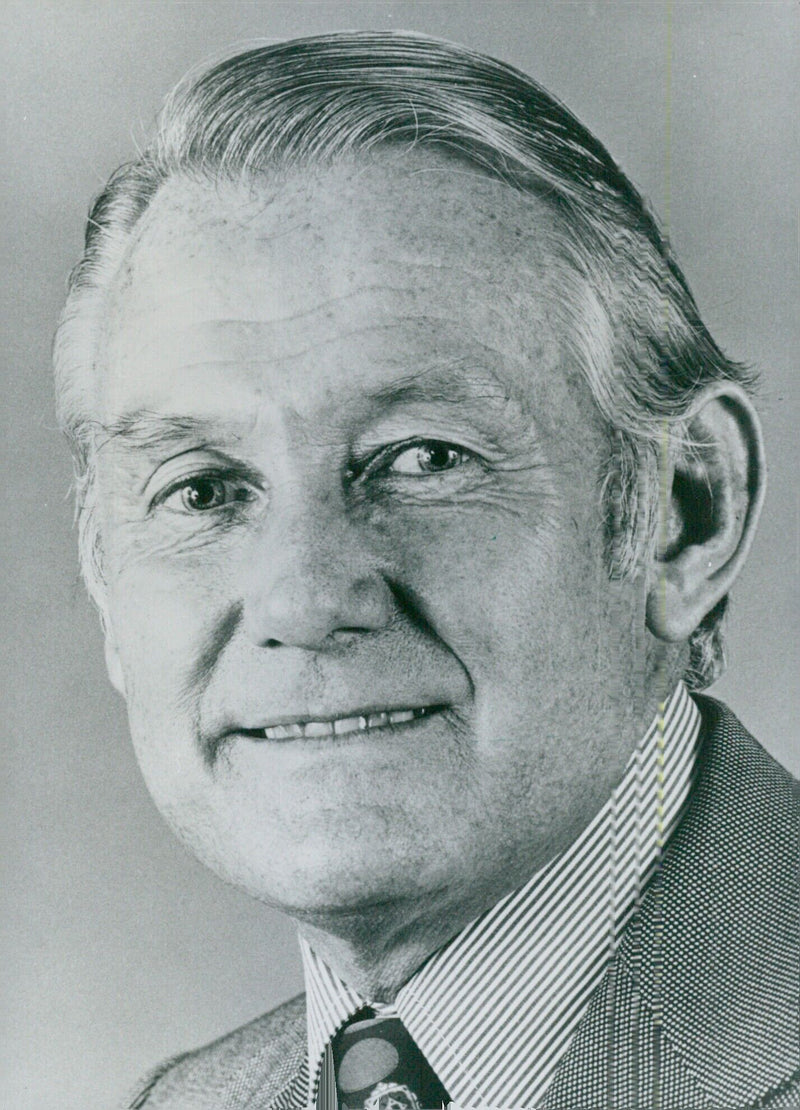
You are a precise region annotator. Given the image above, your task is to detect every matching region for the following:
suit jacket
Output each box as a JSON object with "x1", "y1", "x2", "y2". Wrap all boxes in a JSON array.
[{"x1": 126, "y1": 698, "x2": 800, "y2": 1109}]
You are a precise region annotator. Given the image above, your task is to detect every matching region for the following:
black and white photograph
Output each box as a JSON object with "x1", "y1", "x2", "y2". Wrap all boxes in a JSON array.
[{"x1": 2, "y1": 3, "x2": 798, "y2": 1108}]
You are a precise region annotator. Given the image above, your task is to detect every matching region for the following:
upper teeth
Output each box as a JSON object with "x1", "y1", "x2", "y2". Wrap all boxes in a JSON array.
[{"x1": 260, "y1": 706, "x2": 431, "y2": 741}]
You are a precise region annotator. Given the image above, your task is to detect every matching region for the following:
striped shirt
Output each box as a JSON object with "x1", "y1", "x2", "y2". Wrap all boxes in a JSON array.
[{"x1": 301, "y1": 682, "x2": 700, "y2": 1109}]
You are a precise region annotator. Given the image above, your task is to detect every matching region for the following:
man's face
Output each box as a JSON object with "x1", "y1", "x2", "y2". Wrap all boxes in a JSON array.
[{"x1": 96, "y1": 153, "x2": 649, "y2": 923}]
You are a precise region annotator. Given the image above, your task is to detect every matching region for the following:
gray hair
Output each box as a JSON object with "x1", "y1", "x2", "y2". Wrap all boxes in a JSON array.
[{"x1": 54, "y1": 30, "x2": 755, "y2": 689}]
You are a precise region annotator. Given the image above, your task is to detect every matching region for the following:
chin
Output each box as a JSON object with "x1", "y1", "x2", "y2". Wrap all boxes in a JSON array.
[
  {"x1": 227, "y1": 864, "x2": 426, "y2": 924},
  {"x1": 164, "y1": 808, "x2": 420, "y2": 914}
]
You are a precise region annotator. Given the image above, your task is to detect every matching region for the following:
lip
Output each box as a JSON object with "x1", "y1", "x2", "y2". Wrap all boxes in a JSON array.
[{"x1": 238, "y1": 704, "x2": 446, "y2": 741}]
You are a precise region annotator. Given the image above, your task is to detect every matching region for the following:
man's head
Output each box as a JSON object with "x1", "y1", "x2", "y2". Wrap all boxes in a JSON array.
[{"x1": 54, "y1": 34, "x2": 764, "y2": 935}]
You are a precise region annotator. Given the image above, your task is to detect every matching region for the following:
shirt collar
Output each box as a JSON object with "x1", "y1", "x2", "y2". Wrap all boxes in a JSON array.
[{"x1": 301, "y1": 682, "x2": 700, "y2": 1108}]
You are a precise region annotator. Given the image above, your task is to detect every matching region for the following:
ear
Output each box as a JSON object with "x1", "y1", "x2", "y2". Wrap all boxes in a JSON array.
[
  {"x1": 103, "y1": 630, "x2": 127, "y2": 697},
  {"x1": 646, "y1": 384, "x2": 766, "y2": 643}
]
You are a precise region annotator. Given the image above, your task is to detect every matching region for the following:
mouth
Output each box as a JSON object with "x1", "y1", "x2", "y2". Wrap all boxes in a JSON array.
[{"x1": 240, "y1": 704, "x2": 445, "y2": 742}]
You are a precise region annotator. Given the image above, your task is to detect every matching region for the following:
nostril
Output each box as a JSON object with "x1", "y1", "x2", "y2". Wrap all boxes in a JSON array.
[{"x1": 242, "y1": 559, "x2": 393, "y2": 649}]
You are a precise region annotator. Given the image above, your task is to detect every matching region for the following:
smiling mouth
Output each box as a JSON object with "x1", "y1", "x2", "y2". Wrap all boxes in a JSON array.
[{"x1": 241, "y1": 705, "x2": 443, "y2": 741}]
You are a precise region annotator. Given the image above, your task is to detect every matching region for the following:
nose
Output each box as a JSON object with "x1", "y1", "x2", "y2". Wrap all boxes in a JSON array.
[{"x1": 240, "y1": 497, "x2": 394, "y2": 651}]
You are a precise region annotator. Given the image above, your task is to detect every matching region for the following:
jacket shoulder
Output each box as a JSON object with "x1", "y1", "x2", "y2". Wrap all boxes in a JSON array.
[{"x1": 125, "y1": 992, "x2": 306, "y2": 1109}]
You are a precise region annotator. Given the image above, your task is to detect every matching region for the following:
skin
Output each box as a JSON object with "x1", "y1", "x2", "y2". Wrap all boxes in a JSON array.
[{"x1": 92, "y1": 151, "x2": 759, "y2": 998}]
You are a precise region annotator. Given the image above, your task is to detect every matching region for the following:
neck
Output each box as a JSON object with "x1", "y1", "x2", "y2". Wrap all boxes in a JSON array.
[{"x1": 295, "y1": 879, "x2": 513, "y2": 1001}]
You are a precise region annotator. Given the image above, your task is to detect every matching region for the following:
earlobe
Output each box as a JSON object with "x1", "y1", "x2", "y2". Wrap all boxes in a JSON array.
[
  {"x1": 646, "y1": 385, "x2": 766, "y2": 643},
  {"x1": 104, "y1": 633, "x2": 126, "y2": 697}
]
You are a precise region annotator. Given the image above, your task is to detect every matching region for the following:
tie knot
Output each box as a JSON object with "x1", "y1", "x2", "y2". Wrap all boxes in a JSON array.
[{"x1": 331, "y1": 1010, "x2": 450, "y2": 1110}]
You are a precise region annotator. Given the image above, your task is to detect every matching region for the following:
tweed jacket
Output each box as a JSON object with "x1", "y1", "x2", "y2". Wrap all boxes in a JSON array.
[{"x1": 127, "y1": 698, "x2": 800, "y2": 1109}]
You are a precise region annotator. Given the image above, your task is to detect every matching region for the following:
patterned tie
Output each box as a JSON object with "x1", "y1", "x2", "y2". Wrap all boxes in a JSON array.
[{"x1": 331, "y1": 1009, "x2": 451, "y2": 1110}]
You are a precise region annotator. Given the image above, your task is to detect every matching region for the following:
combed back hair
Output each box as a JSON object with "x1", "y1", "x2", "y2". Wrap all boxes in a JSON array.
[{"x1": 54, "y1": 30, "x2": 756, "y2": 689}]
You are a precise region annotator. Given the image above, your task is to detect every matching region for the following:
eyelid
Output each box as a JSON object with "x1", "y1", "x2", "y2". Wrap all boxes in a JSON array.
[
  {"x1": 150, "y1": 471, "x2": 233, "y2": 511},
  {"x1": 350, "y1": 436, "x2": 483, "y2": 480},
  {"x1": 144, "y1": 453, "x2": 265, "y2": 509}
]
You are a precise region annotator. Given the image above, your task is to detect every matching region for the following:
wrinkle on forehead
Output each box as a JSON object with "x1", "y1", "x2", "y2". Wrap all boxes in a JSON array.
[
  {"x1": 111, "y1": 314, "x2": 543, "y2": 378},
  {"x1": 97, "y1": 150, "x2": 599, "y2": 445}
]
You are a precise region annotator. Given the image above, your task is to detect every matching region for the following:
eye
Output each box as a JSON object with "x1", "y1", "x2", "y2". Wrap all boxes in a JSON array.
[
  {"x1": 156, "y1": 473, "x2": 256, "y2": 514},
  {"x1": 389, "y1": 440, "x2": 471, "y2": 476}
]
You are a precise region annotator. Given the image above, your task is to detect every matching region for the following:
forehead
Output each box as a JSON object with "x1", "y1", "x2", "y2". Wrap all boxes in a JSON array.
[
  {"x1": 99, "y1": 150, "x2": 593, "y2": 429},
  {"x1": 116, "y1": 146, "x2": 562, "y2": 276}
]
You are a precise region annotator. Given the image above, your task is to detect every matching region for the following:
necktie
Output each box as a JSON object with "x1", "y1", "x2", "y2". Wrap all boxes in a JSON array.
[{"x1": 331, "y1": 1009, "x2": 451, "y2": 1109}]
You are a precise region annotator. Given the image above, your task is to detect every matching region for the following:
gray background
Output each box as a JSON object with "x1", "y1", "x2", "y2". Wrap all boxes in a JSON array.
[{"x1": 2, "y1": 2, "x2": 797, "y2": 1108}]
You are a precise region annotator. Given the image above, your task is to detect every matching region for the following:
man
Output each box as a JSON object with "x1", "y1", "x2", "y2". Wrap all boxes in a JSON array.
[{"x1": 54, "y1": 31, "x2": 797, "y2": 1110}]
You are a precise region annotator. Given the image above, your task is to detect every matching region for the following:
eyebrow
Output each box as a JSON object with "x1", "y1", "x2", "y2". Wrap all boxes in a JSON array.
[
  {"x1": 366, "y1": 358, "x2": 516, "y2": 412},
  {"x1": 94, "y1": 412, "x2": 243, "y2": 456},
  {"x1": 94, "y1": 360, "x2": 522, "y2": 458}
]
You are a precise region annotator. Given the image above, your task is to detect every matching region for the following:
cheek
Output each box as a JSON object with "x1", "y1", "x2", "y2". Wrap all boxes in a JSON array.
[
  {"x1": 386, "y1": 505, "x2": 575, "y2": 665},
  {"x1": 106, "y1": 554, "x2": 233, "y2": 737},
  {"x1": 108, "y1": 567, "x2": 232, "y2": 852},
  {"x1": 389, "y1": 505, "x2": 641, "y2": 713}
]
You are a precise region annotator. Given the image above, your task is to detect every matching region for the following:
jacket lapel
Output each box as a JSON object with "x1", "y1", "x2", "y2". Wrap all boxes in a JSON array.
[
  {"x1": 218, "y1": 997, "x2": 308, "y2": 1109},
  {"x1": 544, "y1": 697, "x2": 800, "y2": 1109},
  {"x1": 260, "y1": 1054, "x2": 308, "y2": 1110}
]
